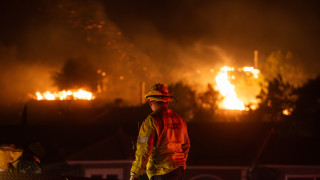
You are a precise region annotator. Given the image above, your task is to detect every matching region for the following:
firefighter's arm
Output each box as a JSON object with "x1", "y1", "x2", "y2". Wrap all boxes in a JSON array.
[
  {"x1": 181, "y1": 122, "x2": 191, "y2": 160},
  {"x1": 131, "y1": 116, "x2": 156, "y2": 175},
  {"x1": 182, "y1": 136, "x2": 190, "y2": 160}
]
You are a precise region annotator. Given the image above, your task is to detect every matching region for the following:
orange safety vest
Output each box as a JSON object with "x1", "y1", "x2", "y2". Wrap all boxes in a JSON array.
[{"x1": 131, "y1": 106, "x2": 190, "y2": 179}]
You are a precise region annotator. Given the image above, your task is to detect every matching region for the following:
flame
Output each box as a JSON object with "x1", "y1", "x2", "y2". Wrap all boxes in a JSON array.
[
  {"x1": 282, "y1": 108, "x2": 293, "y2": 116},
  {"x1": 35, "y1": 89, "x2": 95, "y2": 100},
  {"x1": 214, "y1": 66, "x2": 260, "y2": 110},
  {"x1": 240, "y1": 66, "x2": 260, "y2": 78},
  {"x1": 215, "y1": 67, "x2": 245, "y2": 110}
]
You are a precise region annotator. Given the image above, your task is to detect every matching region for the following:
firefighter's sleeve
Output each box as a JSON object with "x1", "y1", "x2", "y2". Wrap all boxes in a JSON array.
[
  {"x1": 182, "y1": 121, "x2": 191, "y2": 162},
  {"x1": 131, "y1": 116, "x2": 156, "y2": 175}
]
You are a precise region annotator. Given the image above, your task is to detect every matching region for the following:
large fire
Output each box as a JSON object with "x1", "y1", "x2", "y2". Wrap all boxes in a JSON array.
[
  {"x1": 35, "y1": 89, "x2": 95, "y2": 100},
  {"x1": 215, "y1": 66, "x2": 260, "y2": 110}
]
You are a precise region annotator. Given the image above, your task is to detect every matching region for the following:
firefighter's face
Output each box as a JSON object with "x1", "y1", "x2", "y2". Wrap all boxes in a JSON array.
[{"x1": 149, "y1": 101, "x2": 158, "y2": 111}]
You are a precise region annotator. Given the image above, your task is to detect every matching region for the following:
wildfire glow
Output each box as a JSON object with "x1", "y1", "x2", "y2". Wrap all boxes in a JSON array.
[
  {"x1": 215, "y1": 67, "x2": 245, "y2": 110},
  {"x1": 215, "y1": 66, "x2": 260, "y2": 110},
  {"x1": 240, "y1": 66, "x2": 260, "y2": 78},
  {"x1": 35, "y1": 89, "x2": 95, "y2": 100},
  {"x1": 282, "y1": 108, "x2": 293, "y2": 116}
]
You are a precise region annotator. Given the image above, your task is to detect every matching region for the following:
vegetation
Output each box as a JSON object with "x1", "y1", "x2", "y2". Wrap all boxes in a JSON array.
[
  {"x1": 164, "y1": 75, "x2": 319, "y2": 137},
  {"x1": 256, "y1": 75, "x2": 297, "y2": 122}
]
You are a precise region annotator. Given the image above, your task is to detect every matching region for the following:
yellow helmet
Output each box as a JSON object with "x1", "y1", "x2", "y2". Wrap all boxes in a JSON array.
[{"x1": 145, "y1": 83, "x2": 173, "y2": 102}]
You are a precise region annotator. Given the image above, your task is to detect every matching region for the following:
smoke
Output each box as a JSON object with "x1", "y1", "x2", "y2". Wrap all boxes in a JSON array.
[
  {"x1": 102, "y1": 0, "x2": 320, "y2": 70},
  {"x1": 0, "y1": 46, "x2": 56, "y2": 105},
  {"x1": 53, "y1": 58, "x2": 98, "y2": 91},
  {"x1": 0, "y1": 0, "x2": 319, "y2": 107}
]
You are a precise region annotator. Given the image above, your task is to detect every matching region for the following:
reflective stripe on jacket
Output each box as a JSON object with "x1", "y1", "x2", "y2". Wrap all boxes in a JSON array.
[{"x1": 131, "y1": 106, "x2": 190, "y2": 179}]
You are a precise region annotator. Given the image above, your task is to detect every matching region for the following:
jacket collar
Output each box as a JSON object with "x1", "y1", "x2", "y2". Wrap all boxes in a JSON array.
[{"x1": 151, "y1": 106, "x2": 168, "y2": 116}]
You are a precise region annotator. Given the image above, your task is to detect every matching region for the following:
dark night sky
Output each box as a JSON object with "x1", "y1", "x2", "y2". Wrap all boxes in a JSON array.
[
  {"x1": 102, "y1": 0, "x2": 320, "y2": 67},
  {"x1": 0, "y1": 0, "x2": 319, "y2": 105},
  {"x1": 1, "y1": 0, "x2": 320, "y2": 64}
]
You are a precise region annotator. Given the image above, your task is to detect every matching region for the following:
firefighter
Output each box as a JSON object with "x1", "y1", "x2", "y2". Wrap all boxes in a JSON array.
[
  {"x1": 130, "y1": 83, "x2": 190, "y2": 180},
  {"x1": 8, "y1": 142, "x2": 43, "y2": 174},
  {"x1": 0, "y1": 143, "x2": 44, "y2": 174}
]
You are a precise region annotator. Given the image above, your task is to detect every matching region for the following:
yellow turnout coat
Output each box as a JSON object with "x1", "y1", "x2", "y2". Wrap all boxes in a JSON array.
[{"x1": 131, "y1": 106, "x2": 190, "y2": 179}]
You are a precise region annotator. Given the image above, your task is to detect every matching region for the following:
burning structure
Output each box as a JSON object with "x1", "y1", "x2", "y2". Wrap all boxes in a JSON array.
[
  {"x1": 215, "y1": 66, "x2": 260, "y2": 111},
  {"x1": 35, "y1": 89, "x2": 94, "y2": 101}
]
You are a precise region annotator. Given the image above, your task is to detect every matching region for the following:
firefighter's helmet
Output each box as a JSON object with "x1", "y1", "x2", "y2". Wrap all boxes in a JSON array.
[{"x1": 145, "y1": 83, "x2": 173, "y2": 102}]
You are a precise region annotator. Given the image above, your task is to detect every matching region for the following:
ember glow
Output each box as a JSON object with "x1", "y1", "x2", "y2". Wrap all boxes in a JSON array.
[
  {"x1": 241, "y1": 67, "x2": 260, "y2": 78},
  {"x1": 35, "y1": 89, "x2": 95, "y2": 100},
  {"x1": 215, "y1": 66, "x2": 260, "y2": 110},
  {"x1": 282, "y1": 108, "x2": 293, "y2": 116}
]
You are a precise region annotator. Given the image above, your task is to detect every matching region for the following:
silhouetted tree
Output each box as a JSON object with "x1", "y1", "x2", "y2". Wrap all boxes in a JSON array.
[
  {"x1": 256, "y1": 75, "x2": 297, "y2": 122},
  {"x1": 291, "y1": 75, "x2": 320, "y2": 136},
  {"x1": 168, "y1": 82, "x2": 197, "y2": 122},
  {"x1": 198, "y1": 84, "x2": 220, "y2": 111},
  {"x1": 194, "y1": 83, "x2": 220, "y2": 121},
  {"x1": 53, "y1": 58, "x2": 98, "y2": 91}
]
